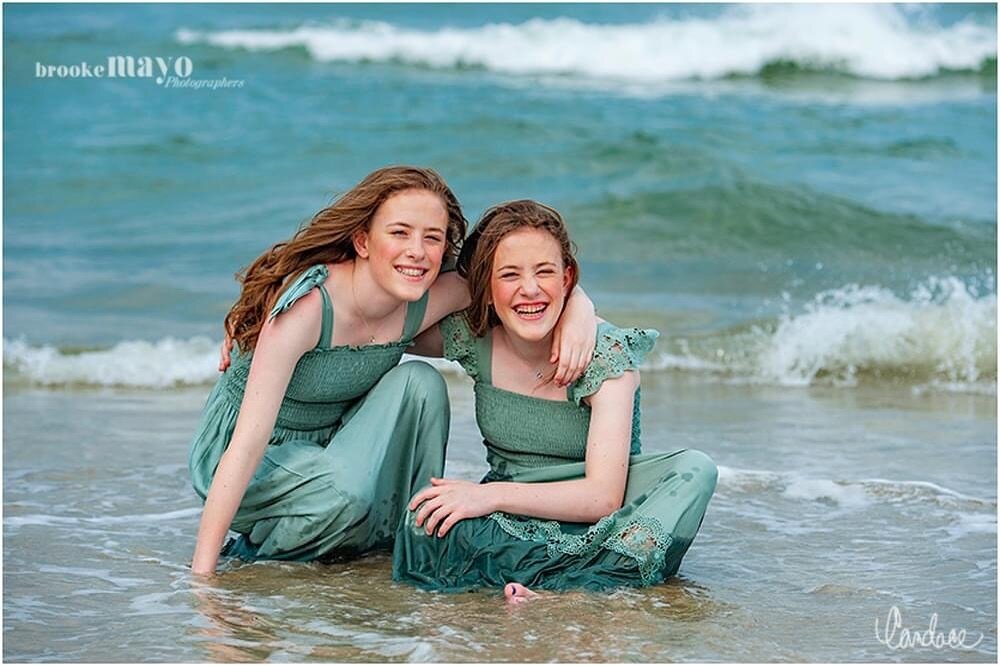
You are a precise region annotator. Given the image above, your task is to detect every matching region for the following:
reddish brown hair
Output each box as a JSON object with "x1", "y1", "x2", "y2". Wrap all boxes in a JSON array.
[
  {"x1": 457, "y1": 200, "x2": 579, "y2": 337},
  {"x1": 226, "y1": 166, "x2": 466, "y2": 352}
]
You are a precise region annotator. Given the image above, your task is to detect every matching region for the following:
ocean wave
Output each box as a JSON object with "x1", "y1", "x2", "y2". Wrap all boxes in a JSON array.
[
  {"x1": 3, "y1": 336, "x2": 220, "y2": 388},
  {"x1": 666, "y1": 276, "x2": 996, "y2": 392},
  {"x1": 4, "y1": 277, "x2": 994, "y2": 392},
  {"x1": 718, "y1": 465, "x2": 996, "y2": 510},
  {"x1": 576, "y1": 180, "x2": 995, "y2": 262},
  {"x1": 0, "y1": 337, "x2": 467, "y2": 389},
  {"x1": 175, "y1": 5, "x2": 996, "y2": 83}
]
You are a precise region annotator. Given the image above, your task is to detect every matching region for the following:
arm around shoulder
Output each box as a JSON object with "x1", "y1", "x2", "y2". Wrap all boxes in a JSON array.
[{"x1": 418, "y1": 272, "x2": 471, "y2": 335}]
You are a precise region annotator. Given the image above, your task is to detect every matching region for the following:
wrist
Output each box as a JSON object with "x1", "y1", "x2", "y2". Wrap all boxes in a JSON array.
[{"x1": 483, "y1": 482, "x2": 503, "y2": 513}]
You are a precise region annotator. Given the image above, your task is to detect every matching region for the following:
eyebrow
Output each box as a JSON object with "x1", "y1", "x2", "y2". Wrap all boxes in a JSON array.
[
  {"x1": 387, "y1": 221, "x2": 446, "y2": 233},
  {"x1": 496, "y1": 261, "x2": 558, "y2": 272}
]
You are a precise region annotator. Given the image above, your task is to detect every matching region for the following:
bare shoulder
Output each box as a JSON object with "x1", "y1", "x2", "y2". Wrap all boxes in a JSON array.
[{"x1": 259, "y1": 288, "x2": 323, "y2": 353}]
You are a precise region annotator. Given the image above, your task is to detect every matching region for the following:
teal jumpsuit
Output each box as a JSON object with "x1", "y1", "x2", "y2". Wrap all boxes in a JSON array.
[
  {"x1": 393, "y1": 314, "x2": 717, "y2": 591},
  {"x1": 189, "y1": 264, "x2": 450, "y2": 561}
]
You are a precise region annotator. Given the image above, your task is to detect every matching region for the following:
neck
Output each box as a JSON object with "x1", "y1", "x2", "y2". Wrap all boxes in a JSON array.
[
  {"x1": 351, "y1": 259, "x2": 401, "y2": 320},
  {"x1": 500, "y1": 326, "x2": 553, "y2": 367}
]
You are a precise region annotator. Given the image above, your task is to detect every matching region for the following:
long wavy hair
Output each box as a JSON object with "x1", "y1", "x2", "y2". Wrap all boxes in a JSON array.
[
  {"x1": 457, "y1": 199, "x2": 579, "y2": 337},
  {"x1": 226, "y1": 166, "x2": 467, "y2": 352}
]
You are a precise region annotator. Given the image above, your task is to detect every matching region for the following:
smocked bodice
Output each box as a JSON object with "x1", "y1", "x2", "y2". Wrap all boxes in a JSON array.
[
  {"x1": 217, "y1": 264, "x2": 428, "y2": 434},
  {"x1": 439, "y1": 314, "x2": 658, "y2": 475}
]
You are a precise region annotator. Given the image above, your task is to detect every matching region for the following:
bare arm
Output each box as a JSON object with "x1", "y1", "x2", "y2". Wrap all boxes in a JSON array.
[
  {"x1": 550, "y1": 285, "x2": 597, "y2": 387},
  {"x1": 191, "y1": 291, "x2": 321, "y2": 575},
  {"x1": 416, "y1": 271, "x2": 470, "y2": 336},
  {"x1": 413, "y1": 273, "x2": 596, "y2": 382},
  {"x1": 407, "y1": 323, "x2": 444, "y2": 358},
  {"x1": 411, "y1": 370, "x2": 639, "y2": 536}
]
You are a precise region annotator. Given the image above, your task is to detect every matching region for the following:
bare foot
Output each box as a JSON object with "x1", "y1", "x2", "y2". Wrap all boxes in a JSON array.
[{"x1": 504, "y1": 582, "x2": 538, "y2": 604}]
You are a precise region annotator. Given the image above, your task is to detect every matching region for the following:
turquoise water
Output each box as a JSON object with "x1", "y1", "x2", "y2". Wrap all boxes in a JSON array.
[
  {"x1": 2, "y1": 4, "x2": 997, "y2": 662},
  {"x1": 3, "y1": 3, "x2": 996, "y2": 392}
]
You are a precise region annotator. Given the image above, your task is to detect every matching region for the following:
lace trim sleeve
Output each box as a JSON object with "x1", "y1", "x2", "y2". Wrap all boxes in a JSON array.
[
  {"x1": 569, "y1": 324, "x2": 659, "y2": 405},
  {"x1": 439, "y1": 312, "x2": 480, "y2": 380}
]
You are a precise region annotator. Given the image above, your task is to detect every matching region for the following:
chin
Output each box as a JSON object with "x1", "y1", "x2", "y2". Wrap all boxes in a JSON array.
[
  {"x1": 393, "y1": 283, "x2": 429, "y2": 301},
  {"x1": 504, "y1": 317, "x2": 558, "y2": 342}
]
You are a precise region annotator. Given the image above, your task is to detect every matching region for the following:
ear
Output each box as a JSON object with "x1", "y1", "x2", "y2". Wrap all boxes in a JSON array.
[
  {"x1": 563, "y1": 264, "x2": 575, "y2": 296},
  {"x1": 352, "y1": 229, "x2": 370, "y2": 259}
]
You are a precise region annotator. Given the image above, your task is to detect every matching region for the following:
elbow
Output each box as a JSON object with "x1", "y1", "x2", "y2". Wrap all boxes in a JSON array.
[{"x1": 587, "y1": 491, "x2": 625, "y2": 522}]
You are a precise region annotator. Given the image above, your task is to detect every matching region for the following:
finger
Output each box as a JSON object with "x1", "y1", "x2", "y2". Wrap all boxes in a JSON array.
[
  {"x1": 549, "y1": 330, "x2": 561, "y2": 364},
  {"x1": 559, "y1": 349, "x2": 577, "y2": 386},
  {"x1": 415, "y1": 497, "x2": 443, "y2": 527},
  {"x1": 554, "y1": 352, "x2": 570, "y2": 386},
  {"x1": 408, "y1": 486, "x2": 440, "y2": 511},
  {"x1": 437, "y1": 511, "x2": 464, "y2": 538},
  {"x1": 424, "y1": 504, "x2": 451, "y2": 536},
  {"x1": 568, "y1": 348, "x2": 585, "y2": 384},
  {"x1": 409, "y1": 488, "x2": 440, "y2": 513},
  {"x1": 537, "y1": 366, "x2": 557, "y2": 390}
]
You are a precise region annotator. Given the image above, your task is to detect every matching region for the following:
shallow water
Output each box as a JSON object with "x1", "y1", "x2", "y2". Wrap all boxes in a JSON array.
[
  {"x1": 3, "y1": 4, "x2": 996, "y2": 661},
  {"x1": 4, "y1": 374, "x2": 995, "y2": 662}
]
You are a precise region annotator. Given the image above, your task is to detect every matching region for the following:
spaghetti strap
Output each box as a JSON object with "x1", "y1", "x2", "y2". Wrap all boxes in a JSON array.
[
  {"x1": 400, "y1": 290, "x2": 430, "y2": 342},
  {"x1": 317, "y1": 284, "x2": 334, "y2": 348}
]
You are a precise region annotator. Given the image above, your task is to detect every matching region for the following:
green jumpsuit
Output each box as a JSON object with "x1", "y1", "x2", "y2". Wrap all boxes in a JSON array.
[
  {"x1": 393, "y1": 314, "x2": 717, "y2": 591},
  {"x1": 189, "y1": 264, "x2": 450, "y2": 561}
]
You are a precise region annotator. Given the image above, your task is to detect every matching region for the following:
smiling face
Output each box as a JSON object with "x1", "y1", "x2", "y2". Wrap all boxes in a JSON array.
[
  {"x1": 356, "y1": 188, "x2": 449, "y2": 301},
  {"x1": 489, "y1": 227, "x2": 574, "y2": 343}
]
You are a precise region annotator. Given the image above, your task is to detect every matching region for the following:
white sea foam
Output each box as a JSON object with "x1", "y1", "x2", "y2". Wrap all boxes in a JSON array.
[
  {"x1": 5, "y1": 277, "x2": 994, "y2": 393},
  {"x1": 943, "y1": 512, "x2": 998, "y2": 541},
  {"x1": 718, "y1": 465, "x2": 995, "y2": 510},
  {"x1": 4, "y1": 507, "x2": 202, "y2": 528},
  {"x1": 176, "y1": 6, "x2": 995, "y2": 83},
  {"x1": 3, "y1": 337, "x2": 220, "y2": 388},
  {"x1": 756, "y1": 277, "x2": 996, "y2": 388},
  {"x1": 667, "y1": 276, "x2": 996, "y2": 391},
  {"x1": 781, "y1": 477, "x2": 871, "y2": 509}
]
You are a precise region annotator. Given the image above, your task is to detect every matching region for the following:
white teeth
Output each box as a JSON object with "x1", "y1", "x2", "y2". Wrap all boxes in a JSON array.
[
  {"x1": 514, "y1": 304, "x2": 546, "y2": 314},
  {"x1": 396, "y1": 267, "x2": 425, "y2": 277}
]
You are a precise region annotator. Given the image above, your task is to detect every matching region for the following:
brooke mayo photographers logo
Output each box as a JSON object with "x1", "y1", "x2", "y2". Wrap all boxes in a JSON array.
[
  {"x1": 34, "y1": 55, "x2": 244, "y2": 89},
  {"x1": 875, "y1": 605, "x2": 984, "y2": 651}
]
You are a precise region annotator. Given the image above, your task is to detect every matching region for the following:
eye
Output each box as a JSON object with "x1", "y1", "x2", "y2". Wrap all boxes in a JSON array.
[
  {"x1": 499, "y1": 272, "x2": 518, "y2": 280},
  {"x1": 425, "y1": 234, "x2": 443, "y2": 244},
  {"x1": 391, "y1": 230, "x2": 407, "y2": 237},
  {"x1": 538, "y1": 269, "x2": 556, "y2": 276}
]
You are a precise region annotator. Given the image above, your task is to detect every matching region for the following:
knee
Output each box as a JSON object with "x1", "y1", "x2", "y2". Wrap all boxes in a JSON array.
[
  {"x1": 676, "y1": 449, "x2": 718, "y2": 494},
  {"x1": 382, "y1": 361, "x2": 447, "y2": 402}
]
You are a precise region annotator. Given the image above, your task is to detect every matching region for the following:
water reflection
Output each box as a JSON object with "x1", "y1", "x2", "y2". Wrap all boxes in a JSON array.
[
  {"x1": 184, "y1": 556, "x2": 727, "y2": 662},
  {"x1": 190, "y1": 578, "x2": 281, "y2": 662}
]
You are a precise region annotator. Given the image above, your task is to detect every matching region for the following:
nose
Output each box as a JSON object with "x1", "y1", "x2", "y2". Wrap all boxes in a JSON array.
[
  {"x1": 519, "y1": 274, "x2": 540, "y2": 296},
  {"x1": 405, "y1": 234, "x2": 426, "y2": 260}
]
